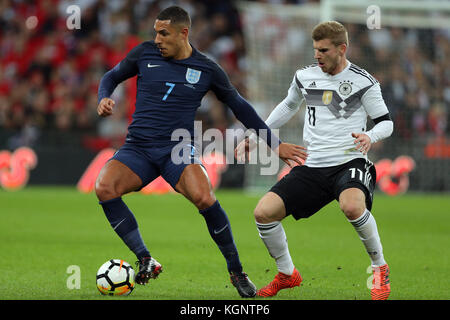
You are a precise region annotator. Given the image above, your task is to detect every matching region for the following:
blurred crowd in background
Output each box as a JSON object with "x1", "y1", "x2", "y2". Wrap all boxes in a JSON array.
[
  {"x1": 346, "y1": 24, "x2": 449, "y2": 141},
  {"x1": 0, "y1": 0, "x2": 448, "y2": 151}
]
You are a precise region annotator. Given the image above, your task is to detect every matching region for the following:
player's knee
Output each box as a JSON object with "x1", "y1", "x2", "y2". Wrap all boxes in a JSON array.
[
  {"x1": 190, "y1": 191, "x2": 216, "y2": 210},
  {"x1": 340, "y1": 199, "x2": 365, "y2": 220},
  {"x1": 254, "y1": 193, "x2": 286, "y2": 223},
  {"x1": 254, "y1": 202, "x2": 273, "y2": 224},
  {"x1": 95, "y1": 179, "x2": 120, "y2": 202}
]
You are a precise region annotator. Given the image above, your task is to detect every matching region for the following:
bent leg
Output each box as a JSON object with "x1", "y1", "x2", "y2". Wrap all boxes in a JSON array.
[
  {"x1": 95, "y1": 159, "x2": 151, "y2": 261},
  {"x1": 175, "y1": 164, "x2": 216, "y2": 210},
  {"x1": 338, "y1": 187, "x2": 366, "y2": 220},
  {"x1": 95, "y1": 159, "x2": 143, "y2": 201},
  {"x1": 340, "y1": 188, "x2": 390, "y2": 299},
  {"x1": 339, "y1": 188, "x2": 386, "y2": 267},
  {"x1": 175, "y1": 164, "x2": 257, "y2": 297},
  {"x1": 176, "y1": 164, "x2": 242, "y2": 273},
  {"x1": 254, "y1": 191, "x2": 287, "y2": 223},
  {"x1": 254, "y1": 192, "x2": 295, "y2": 275}
]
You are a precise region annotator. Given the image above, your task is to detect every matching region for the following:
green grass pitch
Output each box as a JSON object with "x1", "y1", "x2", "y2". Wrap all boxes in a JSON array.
[{"x1": 0, "y1": 187, "x2": 449, "y2": 300}]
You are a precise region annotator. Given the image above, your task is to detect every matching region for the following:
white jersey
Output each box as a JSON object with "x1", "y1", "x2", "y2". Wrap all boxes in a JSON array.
[{"x1": 279, "y1": 60, "x2": 389, "y2": 167}]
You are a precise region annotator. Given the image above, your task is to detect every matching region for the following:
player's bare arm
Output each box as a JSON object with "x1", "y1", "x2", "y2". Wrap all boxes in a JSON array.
[{"x1": 97, "y1": 97, "x2": 115, "y2": 117}]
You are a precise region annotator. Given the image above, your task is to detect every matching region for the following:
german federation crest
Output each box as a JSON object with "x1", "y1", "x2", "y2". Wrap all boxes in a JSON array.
[
  {"x1": 339, "y1": 82, "x2": 352, "y2": 95},
  {"x1": 186, "y1": 68, "x2": 201, "y2": 84}
]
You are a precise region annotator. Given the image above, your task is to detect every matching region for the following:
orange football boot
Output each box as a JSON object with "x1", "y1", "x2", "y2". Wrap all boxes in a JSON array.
[
  {"x1": 257, "y1": 268, "x2": 302, "y2": 297},
  {"x1": 371, "y1": 264, "x2": 391, "y2": 300}
]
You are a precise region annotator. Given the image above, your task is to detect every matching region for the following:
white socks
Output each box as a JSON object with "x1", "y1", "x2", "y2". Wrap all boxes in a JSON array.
[
  {"x1": 256, "y1": 221, "x2": 295, "y2": 275},
  {"x1": 348, "y1": 209, "x2": 386, "y2": 267},
  {"x1": 256, "y1": 209, "x2": 386, "y2": 275}
]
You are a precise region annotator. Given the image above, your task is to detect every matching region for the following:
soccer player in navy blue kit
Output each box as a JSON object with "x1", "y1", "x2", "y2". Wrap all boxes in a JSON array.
[{"x1": 95, "y1": 6, "x2": 306, "y2": 298}]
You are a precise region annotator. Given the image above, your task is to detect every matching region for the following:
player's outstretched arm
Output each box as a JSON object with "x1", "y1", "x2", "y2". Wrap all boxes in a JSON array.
[
  {"x1": 225, "y1": 92, "x2": 308, "y2": 165},
  {"x1": 235, "y1": 91, "x2": 305, "y2": 163},
  {"x1": 235, "y1": 137, "x2": 307, "y2": 167},
  {"x1": 212, "y1": 61, "x2": 307, "y2": 165}
]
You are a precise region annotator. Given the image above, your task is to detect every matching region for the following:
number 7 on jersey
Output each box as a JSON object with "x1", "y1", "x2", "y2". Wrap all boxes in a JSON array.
[{"x1": 163, "y1": 82, "x2": 175, "y2": 101}]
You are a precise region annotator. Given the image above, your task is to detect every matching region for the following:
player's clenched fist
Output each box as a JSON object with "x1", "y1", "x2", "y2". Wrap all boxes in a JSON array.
[{"x1": 97, "y1": 97, "x2": 115, "y2": 117}]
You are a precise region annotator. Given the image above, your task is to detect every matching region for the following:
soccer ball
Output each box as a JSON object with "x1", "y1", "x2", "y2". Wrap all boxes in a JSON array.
[{"x1": 96, "y1": 259, "x2": 135, "y2": 296}]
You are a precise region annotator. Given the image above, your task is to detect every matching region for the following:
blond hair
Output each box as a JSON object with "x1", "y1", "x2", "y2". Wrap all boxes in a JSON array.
[{"x1": 312, "y1": 21, "x2": 348, "y2": 47}]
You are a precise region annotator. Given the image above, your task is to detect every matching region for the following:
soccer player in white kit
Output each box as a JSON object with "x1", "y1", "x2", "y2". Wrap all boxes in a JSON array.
[{"x1": 236, "y1": 21, "x2": 393, "y2": 300}]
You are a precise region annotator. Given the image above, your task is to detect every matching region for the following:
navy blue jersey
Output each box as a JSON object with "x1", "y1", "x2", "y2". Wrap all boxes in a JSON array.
[{"x1": 98, "y1": 41, "x2": 279, "y2": 148}]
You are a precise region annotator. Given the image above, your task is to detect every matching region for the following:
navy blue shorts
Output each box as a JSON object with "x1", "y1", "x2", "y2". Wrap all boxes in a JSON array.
[{"x1": 110, "y1": 142, "x2": 202, "y2": 190}]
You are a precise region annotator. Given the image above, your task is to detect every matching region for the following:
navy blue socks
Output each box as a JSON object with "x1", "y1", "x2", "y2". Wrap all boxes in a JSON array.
[
  {"x1": 100, "y1": 197, "x2": 242, "y2": 272},
  {"x1": 99, "y1": 197, "x2": 150, "y2": 261},
  {"x1": 199, "y1": 200, "x2": 243, "y2": 273}
]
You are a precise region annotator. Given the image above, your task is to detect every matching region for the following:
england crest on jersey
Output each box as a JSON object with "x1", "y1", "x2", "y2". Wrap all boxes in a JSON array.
[{"x1": 186, "y1": 68, "x2": 201, "y2": 84}]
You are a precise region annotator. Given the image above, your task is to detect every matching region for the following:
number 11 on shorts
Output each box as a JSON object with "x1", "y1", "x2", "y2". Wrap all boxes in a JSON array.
[{"x1": 349, "y1": 167, "x2": 363, "y2": 182}]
